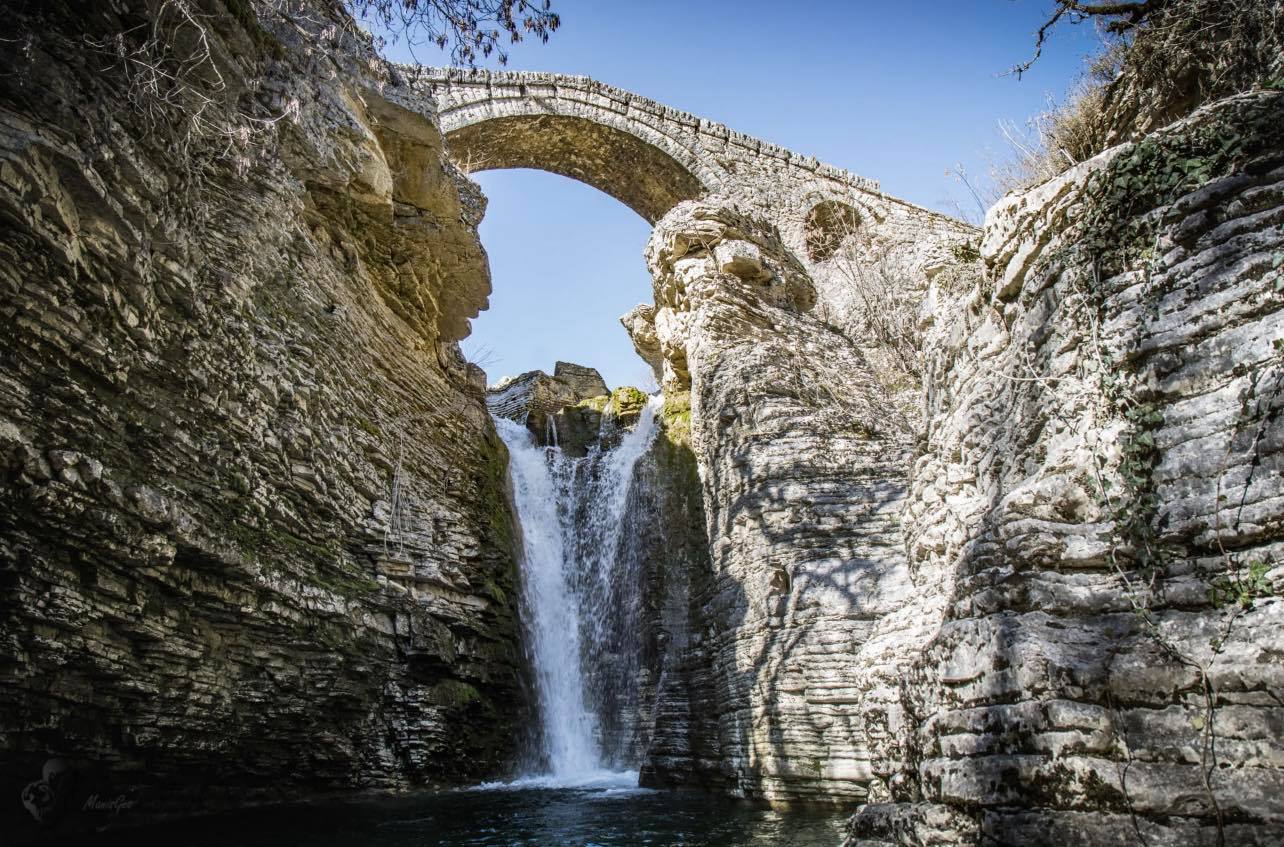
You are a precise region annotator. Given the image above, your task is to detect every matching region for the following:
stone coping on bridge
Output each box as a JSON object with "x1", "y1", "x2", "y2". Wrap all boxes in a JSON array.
[{"x1": 393, "y1": 65, "x2": 882, "y2": 194}]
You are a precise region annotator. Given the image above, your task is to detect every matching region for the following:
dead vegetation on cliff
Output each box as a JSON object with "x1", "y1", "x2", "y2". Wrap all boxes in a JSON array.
[
  {"x1": 1, "y1": 0, "x2": 559, "y2": 212},
  {"x1": 992, "y1": 0, "x2": 1284, "y2": 198}
]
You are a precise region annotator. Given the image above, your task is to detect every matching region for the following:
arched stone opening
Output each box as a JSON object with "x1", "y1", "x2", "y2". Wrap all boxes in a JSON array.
[
  {"x1": 802, "y1": 199, "x2": 862, "y2": 263},
  {"x1": 444, "y1": 114, "x2": 706, "y2": 224},
  {"x1": 462, "y1": 168, "x2": 656, "y2": 395}
]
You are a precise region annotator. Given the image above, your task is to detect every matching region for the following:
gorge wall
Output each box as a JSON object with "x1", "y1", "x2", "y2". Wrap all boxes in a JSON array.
[
  {"x1": 624, "y1": 89, "x2": 1284, "y2": 843},
  {"x1": 0, "y1": 1, "x2": 529, "y2": 835},
  {"x1": 846, "y1": 88, "x2": 1284, "y2": 846},
  {"x1": 607, "y1": 83, "x2": 1284, "y2": 841},
  {"x1": 631, "y1": 202, "x2": 929, "y2": 805}
]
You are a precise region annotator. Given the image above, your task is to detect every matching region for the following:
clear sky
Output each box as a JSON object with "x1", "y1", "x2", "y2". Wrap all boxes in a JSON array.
[{"x1": 378, "y1": 1, "x2": 1105, "y2": 390}]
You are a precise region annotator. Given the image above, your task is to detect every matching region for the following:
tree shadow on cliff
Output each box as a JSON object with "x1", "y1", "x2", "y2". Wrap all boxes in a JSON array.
[{"x1": 705, "y1": 415, "x2": 920, "y2": 804}]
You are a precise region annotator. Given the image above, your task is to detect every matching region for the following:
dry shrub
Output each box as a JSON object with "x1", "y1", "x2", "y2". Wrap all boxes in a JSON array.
[
  {"x1": 803, "y1": 200, "x2": 863, "y2": 263},
  {"x1": 1102, "y1": 0, "x2": 1284, "y2": 139},
  {"x1": 809, "y1": 218, "x2": 934, "y2": 435},
  {"x1": 995, "y1": 0, "x2": 1284, "y2": 198},
  {"x1": 991, "y1": 44, "x2": 1124, "y2": 196},
  {"x1": 346, "y1": 0, "x2": 559, "y2": 67},
  {"x1": 3, "y1": 0, "x2": 561, "y2": 204}
]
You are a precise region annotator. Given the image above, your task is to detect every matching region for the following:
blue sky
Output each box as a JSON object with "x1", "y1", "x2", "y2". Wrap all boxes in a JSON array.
[{"x1": 378, "y1": 1, "x2": 1105, "y2": 389}]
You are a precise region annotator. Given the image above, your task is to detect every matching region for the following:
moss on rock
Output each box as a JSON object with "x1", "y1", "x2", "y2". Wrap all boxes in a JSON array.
[
  {"x1": 661, "y1": 390, "x2": 693, "y2": 447},
  {"x1": 577, "y1": 394, "x2": 610, "y2": 414},
  {"x1": 611, "y1": 386, "x2": 649, "y2": 417}
]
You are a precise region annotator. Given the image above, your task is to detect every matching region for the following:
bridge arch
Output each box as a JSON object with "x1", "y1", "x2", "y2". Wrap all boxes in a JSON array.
[
  {"x1": 386, "y1": 67, "x2": 973, "y2": 288},
  {"x1": 444, "y1": 113, "x2": 707, "y2": 224},
  {"x1": 416, "y1": 69, "x2": 734, "y2": 223}
]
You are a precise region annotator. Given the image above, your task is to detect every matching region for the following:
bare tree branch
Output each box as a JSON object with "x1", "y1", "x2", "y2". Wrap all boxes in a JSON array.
[
  {"x1": 348, "y1": 0, "x2": 560, "y2": 67},
  {"x1": 1008, "y1": 0, "x2": 1164, "y2": 78}
]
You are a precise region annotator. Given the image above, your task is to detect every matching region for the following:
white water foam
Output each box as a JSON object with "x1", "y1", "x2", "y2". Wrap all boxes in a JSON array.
[
  {"x1": 471, "y1": 768, "x2": 644, "y2": 793},
  {"x1": 492, "y1": 396, "x2": 662, "y2": 787}
]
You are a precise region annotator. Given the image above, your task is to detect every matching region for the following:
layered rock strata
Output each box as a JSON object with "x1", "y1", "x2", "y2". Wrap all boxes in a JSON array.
[
  {"x1": 485, "y1": 362, "x2": 609, "y2": 454},
  {"x1": 0, "y1": 1, "x2": 526, "y2": 835},
  {"x1": 626, "y1": 92, "x2": 1284, "y2": 838},
  {"x1": 630, "y1": 201, "x2": 930, "y2": 805},
  {"x1": 846, "y1": 89, "x2": 1284, "y2": 845},
  {"x1": 623, "y1": 406, "x2": 717, "y2": 778}
]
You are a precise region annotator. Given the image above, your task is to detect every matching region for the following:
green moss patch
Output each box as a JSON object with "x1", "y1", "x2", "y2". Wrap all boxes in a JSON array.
[
  {"x1": 661, "y1": 390, "x2": 693, "y2": 447},
  {"x1": 610, "y1": 386, "x2": 648, "y2": 417}
]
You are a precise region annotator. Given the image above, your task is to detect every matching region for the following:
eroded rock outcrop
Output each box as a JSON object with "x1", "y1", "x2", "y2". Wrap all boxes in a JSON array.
[
  {"x1": 626, "y1": 400, "x2": 717, "y2": 781},
  {"x1": 626, "y1": 91, "x2": 1284, "y2": 842},
  {"x1": 846, "y1": 90, "x2": 1284, "y2": 844},
  {"x1": 0, "y1": 1, "x2": 527, "y2": 834},
  {"x1": 632, "y1": 199, "x2": 929, "y2": 805},
  {"x1": 485, "y1": 362, "x2": 621, "y2": 456}
]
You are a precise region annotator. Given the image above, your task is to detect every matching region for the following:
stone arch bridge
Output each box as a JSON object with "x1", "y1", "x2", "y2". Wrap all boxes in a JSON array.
[{"x1": 385, "y1": 67, "x2": 973, "y2": 271}]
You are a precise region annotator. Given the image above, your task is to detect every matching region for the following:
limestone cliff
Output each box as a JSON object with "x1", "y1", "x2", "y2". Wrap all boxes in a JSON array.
[
  {"x1": 847, "y1": 88, "x2": 1284, "y2": 846},
  {"x1": 635, "y1": 201, "x2": 922, "y2": 805},
  {"x1": 628, "y1": 88, "x2": 1284, "y2": 842},
  {"x1": 0, "y1": 0, "x2": 527, "y2": 834},
  {"x1": 625, "y1": 394, "x2": 723, "y2": 789},
  {"x1": 1, "y1": 1, "x2": 1281, "y2": 843}
]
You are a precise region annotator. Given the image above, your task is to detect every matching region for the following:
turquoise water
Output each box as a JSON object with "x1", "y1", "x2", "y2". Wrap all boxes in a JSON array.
[{"x1": 78, "y1": 780, "x2": 848, "y2": 847}]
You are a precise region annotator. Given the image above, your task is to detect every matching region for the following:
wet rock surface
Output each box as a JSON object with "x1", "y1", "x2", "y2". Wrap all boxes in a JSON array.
[{"x1": 486, "y1": 362, "x2": 609, "y2": 455}]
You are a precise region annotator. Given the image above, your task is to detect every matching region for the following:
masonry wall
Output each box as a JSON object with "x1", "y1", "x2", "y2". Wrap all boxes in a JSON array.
[{"x1": 413, "y1": 67, "x2": 976, "y2": 279}]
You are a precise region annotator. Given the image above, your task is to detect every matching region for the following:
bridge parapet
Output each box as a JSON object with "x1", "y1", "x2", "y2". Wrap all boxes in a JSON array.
[{"x1": 377, "y1": 63, "x2": 976, "y2": 312}]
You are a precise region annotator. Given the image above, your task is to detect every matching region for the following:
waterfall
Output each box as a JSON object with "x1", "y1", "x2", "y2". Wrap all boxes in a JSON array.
[{"x1": 493, "y1": 396, "x2": 662, "y2": 784}]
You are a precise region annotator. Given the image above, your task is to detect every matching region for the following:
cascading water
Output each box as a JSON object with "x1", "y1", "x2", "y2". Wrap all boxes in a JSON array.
[{"x1": 493, "y1": 396, "x2": 662, "y2": 785}]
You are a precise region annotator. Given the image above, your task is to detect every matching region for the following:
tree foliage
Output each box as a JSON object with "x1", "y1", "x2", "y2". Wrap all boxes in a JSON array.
[{"x1": 345, "y1": 0, "x2": 560, "y2": 66}]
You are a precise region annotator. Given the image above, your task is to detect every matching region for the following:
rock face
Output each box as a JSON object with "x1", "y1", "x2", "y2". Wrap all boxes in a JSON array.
[
  {"x1": 551, "y1": 362, "x2": 611, "y2": 402},
  {"x1": 0, "y1": 1, "x2": 527, "y2": 835},
  {"x1": 846, "y1": 89, "x2": 1284, "y2": 845},
  {"x1": 626, "y1": 90, "x2": 1284, "y2": 841},
  {"x1": 485, "y1": 362, "x2": 609, "y2": 455},
  {"x1": 634, "y1": 201, "x2": 924, "y2": 805},
  {"x1": 2, "y1": 1, "x2": 1282, "y2": 843},
  {"x1": 621, "y1": 304, "x2": 665, "y2": 383},
  {"x1": 624, "y1": 406, "x2": 717, "y2": 779}
]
